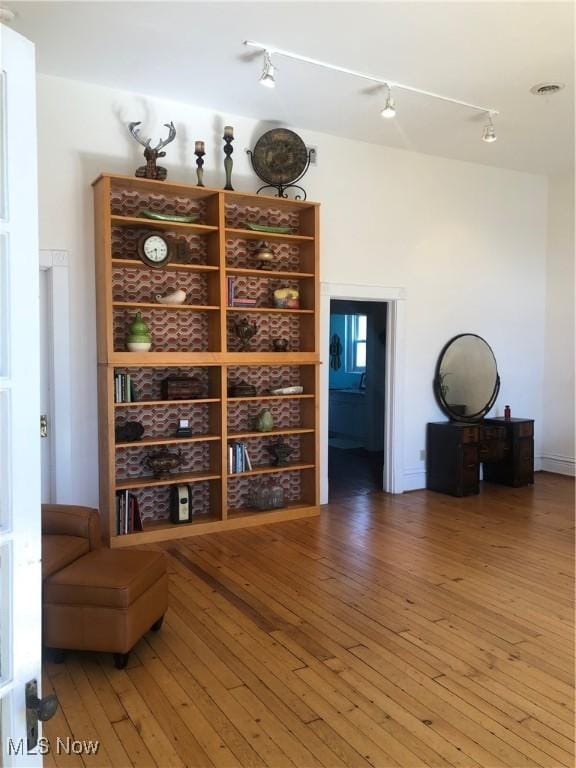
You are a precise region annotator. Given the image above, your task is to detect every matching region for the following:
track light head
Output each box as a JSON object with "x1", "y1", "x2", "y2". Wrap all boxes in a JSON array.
[
  {"x1": 380, "y1": 84, "x2": 396, "y2": 119},
  {"x1": 482, "y1": 114, "x2": 497, "y2": 143},
  {"x1": 259, "y1": 51, "x2": 276, "y2": 88}
]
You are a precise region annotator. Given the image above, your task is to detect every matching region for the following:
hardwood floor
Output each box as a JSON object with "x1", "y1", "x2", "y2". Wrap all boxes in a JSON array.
[{"x1": 42, "y1": 473, "x2": 575, "y2": 768}]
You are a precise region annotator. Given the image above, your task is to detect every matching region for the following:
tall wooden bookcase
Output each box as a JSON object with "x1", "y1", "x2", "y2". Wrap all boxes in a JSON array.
[{"x1": 93, "y1": 173, "x2": 320, "y2": 547}]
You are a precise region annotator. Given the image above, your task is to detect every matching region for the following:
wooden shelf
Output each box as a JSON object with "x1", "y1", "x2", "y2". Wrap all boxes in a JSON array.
[
  {"x1": 111, "y1": 214, "x2": 218, "y2": 236},
  {"x1": 228, "y1": 427, "x2": 314, "y2": 440},
  {"x1": 225, "y1": 227, "x2": 314, "y2": 243},
  {"x1": 94, "y1": 173, "x2": 320, "y2": 545},
  {"x1": 115, "y1": 398, "x2": 220, "y2": 408},
  {"x1": 228, "y1": 394, "x2": 314, "y2": 402},
  {"x1": 116, "y1": 470, "x2": 220, "y2": 490},
  {"x1": 116, "y1": 434, "x2": 220, "y2": 448},
  {"x1": 227, "y1": 306, "x2": 313, "y2": 315},
  {"x1": 113, "y1": 301, "x2": 219, "y2": 311},
  {"x1": 112, "y1": 258, "x2": 218, "y2": 273},
  {"x1": 226, "y1": 267, "x2": 314, "y2": 279},
  {"x1": 228, "y1": 462, "x2": 314, "y2": 478}
]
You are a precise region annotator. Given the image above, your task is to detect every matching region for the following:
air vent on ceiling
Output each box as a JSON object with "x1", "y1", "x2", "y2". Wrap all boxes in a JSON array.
[{"x1": 530, "y1": 82, "x2": 565, "y2": 96}]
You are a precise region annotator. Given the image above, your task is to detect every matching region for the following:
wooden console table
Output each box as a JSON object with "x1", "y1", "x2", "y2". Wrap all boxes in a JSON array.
[{"x1": 426, "y1": 418, "x2": 534, "y2": 497}]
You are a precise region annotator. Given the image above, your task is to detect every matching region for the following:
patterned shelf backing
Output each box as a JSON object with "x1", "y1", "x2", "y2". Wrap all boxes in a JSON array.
[
  {"x1": 227, "y1": 365, "x2": 302, "y2": 393},
  {"x1": 114, "y1": 307, "x2": 210, "y2": 353},
  {"x1": 226, "y1": 237, "x2": 301, "y2": 272},
  {"x1": 225, "y1": 203, "x2": 300, "y2": 232},
  {"x1": 116, "y1": 403, "x2": 210, "y2": 439},
  {"x1": 228, "y1": 398, "x2": 302, "y2": 432},
  {"x1": 110, "y1": 188, "x2": 207, "y2": 221},
  {"x1": 127, "y1": 481, "x2": 213, "y2": 524},
  {"x1": 112, "y1": 266, "x2": 209, "y2": 305},
  {"x1": 226, "y1": 315, "x2": 301, "y2": 353},
  {"x1": 115, "y1": 367, "x2": 212, "y2": 402},
  {"x1": 115, "y1": 440, "x2": 212, "y2": 481},
  {"x1": 112, "y1": 225, "x2": 210, "y2": 267}
]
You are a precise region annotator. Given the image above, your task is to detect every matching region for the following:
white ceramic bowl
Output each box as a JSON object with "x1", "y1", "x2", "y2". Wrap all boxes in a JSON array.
[{"x1": 127, "y1": 342, "x2": 152, "y2": 352}]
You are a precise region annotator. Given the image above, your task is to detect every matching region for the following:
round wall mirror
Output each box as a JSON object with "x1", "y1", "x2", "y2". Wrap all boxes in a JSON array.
[{"x1": 434, "y1": 334, "x2": 500, "y2": 421}]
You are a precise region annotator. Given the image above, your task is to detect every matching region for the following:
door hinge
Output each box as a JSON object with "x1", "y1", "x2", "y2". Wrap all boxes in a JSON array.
[{"x1": 40, "y1": 414, "x2": 48, "y2": 438}]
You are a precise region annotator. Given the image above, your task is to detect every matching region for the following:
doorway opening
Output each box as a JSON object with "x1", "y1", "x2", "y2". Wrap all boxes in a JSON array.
[{"x1": 328, "y1": 299, "x2": 387, "y2": 501}]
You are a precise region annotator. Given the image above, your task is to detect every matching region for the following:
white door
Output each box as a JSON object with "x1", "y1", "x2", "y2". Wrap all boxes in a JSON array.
[
  {"x1": 39, "y1": 270, "x2": 52, "y2": 503},
  {"x1": 0, "y1": 23, "x2": 45, "y2": 766}
]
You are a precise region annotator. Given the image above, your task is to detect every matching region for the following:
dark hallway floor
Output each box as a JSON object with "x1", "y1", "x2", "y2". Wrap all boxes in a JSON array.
[{"x1": 328, "y1": 446, "x2": 384, "y2": 501}]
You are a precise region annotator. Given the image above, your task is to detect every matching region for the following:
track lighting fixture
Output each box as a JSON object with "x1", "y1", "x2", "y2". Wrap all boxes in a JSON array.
[
  {"x1": 244, "y1": 40, "x2": 500, "y2": 143},
  {"x1": 482, "y1": 114, "x2": 497, "y2": 143},
  {"x1": 380, "y1": 84, "x2": 396, "y2": 119},
  {"x1": 259, "y1": 51, "x2": 276, "y2": 89}
]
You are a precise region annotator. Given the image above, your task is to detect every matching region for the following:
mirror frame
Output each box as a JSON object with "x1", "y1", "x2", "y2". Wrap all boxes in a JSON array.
[{"x1": 433, "y1": 333, "x2": 500, "y2": 422}]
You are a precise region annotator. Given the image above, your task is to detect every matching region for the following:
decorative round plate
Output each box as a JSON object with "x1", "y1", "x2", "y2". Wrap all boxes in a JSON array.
[{"x1": 250, "y1": 129, "x2": 309, "y2": 186}]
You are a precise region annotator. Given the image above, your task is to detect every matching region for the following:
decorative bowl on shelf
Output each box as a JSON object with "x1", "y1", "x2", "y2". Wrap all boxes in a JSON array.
[
  {"x1": 115, "y1": 421, "x2": 145, "y2": 442},
  {"x1": 269, "y1": 385, "x2": 303, "y2": 395},
  {"x1": 248, "y1": 479, "x2": 285, "y2": 511},
  {"x1": 144, "y1": 449, "x2": 184, "y2": 478},
  {"x1": 273, "y1": 288, "x2": 300, "y2": 309},
  {"x1": 252, "y1": 241, "x2": 275, "y2": 270},
  {"x1": 272, "y1": 338, "x2": 289, "y2": 352},
  {"x1": 245, "y1": 222, "x2": 293, "y2": 234},
  {"x1": 141, "y1": 211, "x2": 198, "y2": 223}
]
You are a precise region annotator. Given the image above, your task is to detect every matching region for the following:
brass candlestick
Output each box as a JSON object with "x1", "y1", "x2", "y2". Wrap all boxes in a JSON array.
[
  {"x1": 194, "y1": 140, "x2": 205, "y2": 187},
  {"x1": 223, "y1": 126, "x2": 234, "y2": 191}
]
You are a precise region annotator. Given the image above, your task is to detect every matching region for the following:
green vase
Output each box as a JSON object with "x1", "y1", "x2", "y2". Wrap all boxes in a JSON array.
[
  {"x1": 127, "y1": 311, "x2": 152, "y2": 352},
  {"x1": 254, "y1": 408, "x2": 274, "y2": 432}
]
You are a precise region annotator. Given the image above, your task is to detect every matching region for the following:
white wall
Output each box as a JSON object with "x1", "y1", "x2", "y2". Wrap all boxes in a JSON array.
[
  {"x1": 542, "y1": 175, "x2": 575, "y2": 475},
  {"x1": 36, "y1": 74, "x2": 548, "y2": 503}
]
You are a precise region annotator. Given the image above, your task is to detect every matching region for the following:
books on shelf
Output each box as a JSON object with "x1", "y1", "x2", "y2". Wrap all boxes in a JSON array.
[
  {"x1": 115, "y1": 490, "x2": 143, "y2": 535},
  {"x1": 228, "y1": 441, "x2": 253, "y2": 474},
  {"x1": 227, "y1": 277, "x2": 258, "y2": 308},
  {"x1": 114, "y1": 371, "x2": 137, "y2": 403}
]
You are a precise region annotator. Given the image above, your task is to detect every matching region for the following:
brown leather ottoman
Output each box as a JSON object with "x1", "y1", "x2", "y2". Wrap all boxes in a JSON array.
[{"x1": 43, "y1": 548, "x2": 168, "y2": 668}]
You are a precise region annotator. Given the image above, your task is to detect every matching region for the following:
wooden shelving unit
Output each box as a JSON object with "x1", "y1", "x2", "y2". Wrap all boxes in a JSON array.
[{"x1": 93, "y1": 173, "x2": 320, "y2": 547}]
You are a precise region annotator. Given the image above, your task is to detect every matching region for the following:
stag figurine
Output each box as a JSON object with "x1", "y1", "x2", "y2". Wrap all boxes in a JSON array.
[{"x1": 128, "y1": 121, "x2": 177, "y2": 180}]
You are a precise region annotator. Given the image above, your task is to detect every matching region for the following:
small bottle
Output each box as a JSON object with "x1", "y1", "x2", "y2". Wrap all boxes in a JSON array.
[{"x1": 504, "y1": 405, "x2": 511, "y2": 420}]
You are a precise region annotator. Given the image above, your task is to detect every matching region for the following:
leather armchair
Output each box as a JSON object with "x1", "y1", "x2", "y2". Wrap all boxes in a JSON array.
[{"x1": 41, "y1": 504, "x2": 101, "y2": 580}]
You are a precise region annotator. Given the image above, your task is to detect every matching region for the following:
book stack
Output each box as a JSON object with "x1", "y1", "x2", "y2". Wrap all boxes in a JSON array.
[
  {"x1": 227, "y1": 277, "x2": 258, "y2": 308},
  {"x1": 228, "y1": 442, "x2": 253, "y2": 473},
  {"x1": 115, "y1": 490, "x2": 143, "y2": 535},
  {"x1": 114, "y1": 372, "x2": 137, "y2": 403}
]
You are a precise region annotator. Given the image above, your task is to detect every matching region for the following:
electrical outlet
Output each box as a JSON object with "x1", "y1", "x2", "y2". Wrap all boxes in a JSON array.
[
  {"x1": 307, "y1": 145, "x2": 318, "y2": 165},
  {"x1": 420, "y1": 449, "x2": 426, "y2": 461}
]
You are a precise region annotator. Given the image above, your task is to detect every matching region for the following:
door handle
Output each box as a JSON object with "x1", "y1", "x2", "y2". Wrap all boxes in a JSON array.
[
  {"x1": 40, "y1": 414, "x2": 48, "y2": 438},
  {"x1": 26, "y1": 679, "x2": 58, "y2": 751}
]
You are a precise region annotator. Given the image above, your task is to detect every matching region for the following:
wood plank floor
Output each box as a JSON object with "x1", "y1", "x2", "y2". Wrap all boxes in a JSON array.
[{"x1": 42, "y1": 473, "x2": 575, "y2": 767}]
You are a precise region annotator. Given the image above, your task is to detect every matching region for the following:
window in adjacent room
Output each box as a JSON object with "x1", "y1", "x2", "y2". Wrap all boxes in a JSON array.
[{"x1": 345, "y1": 314, "x2": 367, "y2": 373}]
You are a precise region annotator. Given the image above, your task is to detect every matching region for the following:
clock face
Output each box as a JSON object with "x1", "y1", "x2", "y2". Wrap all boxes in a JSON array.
[{"x1": 138, "y1": 232, "x2": 172, "y2": 268}]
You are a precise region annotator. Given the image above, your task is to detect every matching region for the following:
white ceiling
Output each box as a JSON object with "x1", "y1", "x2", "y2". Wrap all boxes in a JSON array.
[{"x1": 9, "y1": 1, "x2": 575, "y2": 176}]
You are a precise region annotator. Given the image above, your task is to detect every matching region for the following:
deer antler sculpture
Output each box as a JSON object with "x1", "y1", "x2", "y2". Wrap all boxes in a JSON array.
[{"x1": 128, "y1": 121, "x2": 177, "y2": 181}]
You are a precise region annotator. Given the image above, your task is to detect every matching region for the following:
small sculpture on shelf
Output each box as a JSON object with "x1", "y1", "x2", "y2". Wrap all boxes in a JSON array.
[
  {"x1": 272, "y1": 338, "x2": 288, "y2": 352},
  {"x1": 155, "y1": 288, "x2": 187, "y2": 305},
  {"x1": 266, "y1": 440, "x2": 294, "y2": 466},
  {"x1": 248, "y1": 479, "x2": 285, "y2": 510},
  {"x1": 222, "y1": 126, "x2": 234, "y2": 191},
  {"x1": 228, "y1": 379, "x2": 257, "y2": 398},
  {"x1": 127, "y1": 312, "x2": 152, "y2": 352},
  {"x1": 115, "y1": 421, "x2": 145, "y2": 443},
  {"x1": 144, "y1": 449, "x2": 184, "y2": 479},
  {"x1": 254, "y1": 408, "x2": 274, "y2": 433},
  {"x1": 234, "y1": 317, "x2": 258, "y2": 350},
  {"x1": 194, "y1": 140, "x2": 206, "y2": 187},
  {"x1": 252, "y1": 241, "x2": 275, "y2": 270},
  {"x1": 128, "y1": 121, "x2": 176, "y2": 180}
]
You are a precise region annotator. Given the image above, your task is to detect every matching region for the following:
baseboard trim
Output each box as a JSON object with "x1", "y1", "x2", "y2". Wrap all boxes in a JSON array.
[
  {"x1": 404, "y1": 467, "x2": 426, "y2": 492},
  {"x1": 539, "y1": 454, "x2": 575, "y2": 477}
]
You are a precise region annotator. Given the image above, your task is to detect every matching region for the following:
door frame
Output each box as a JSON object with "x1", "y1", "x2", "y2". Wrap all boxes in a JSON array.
[
  {"x1": 320, "y1": 282, "x2": 406, "y2": 502},
  {"x1": 39, "y1": 249, "x2": 72, "y2": 503}
]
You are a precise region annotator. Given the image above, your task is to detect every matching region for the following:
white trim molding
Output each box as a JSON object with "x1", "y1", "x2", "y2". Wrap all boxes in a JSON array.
[
  {"x1": 539, "y1": 453, "x2": 575, "y2": 477},
  {"x1": 320, "y1": 281, "x2": 406, "y2": 503},
  {"x1": 39, "y1": 249, "x2": 73, "y2": 502}
]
